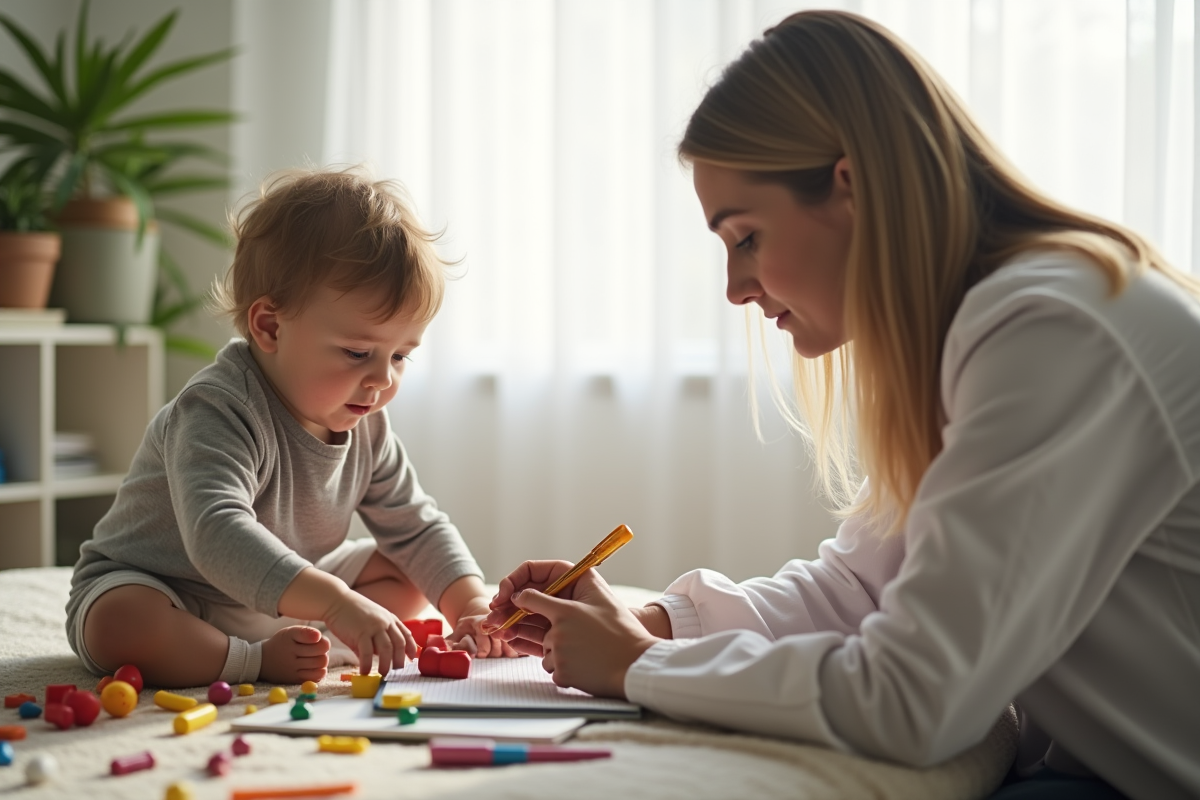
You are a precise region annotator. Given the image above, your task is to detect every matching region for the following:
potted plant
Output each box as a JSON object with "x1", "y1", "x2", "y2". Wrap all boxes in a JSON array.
[
  {"x1": 0, "y1": 154, "x2": 60, "y2": 309},
  {"x1": 0, "y1": 0, "x2": 234, "y2": 341}
]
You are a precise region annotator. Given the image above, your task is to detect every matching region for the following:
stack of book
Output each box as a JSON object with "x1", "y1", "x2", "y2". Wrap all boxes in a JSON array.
[{"x1": 54, "y1": 432, "x2": 100, "y2": 479}]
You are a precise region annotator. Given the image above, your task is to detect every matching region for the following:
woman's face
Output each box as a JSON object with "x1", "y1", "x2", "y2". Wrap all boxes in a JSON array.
[{"x1": 692, "y1": 159, "x2": 854, "y2": 358}]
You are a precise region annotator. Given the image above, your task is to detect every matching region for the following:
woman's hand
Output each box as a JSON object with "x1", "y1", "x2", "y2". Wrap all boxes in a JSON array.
[
  {"x1": 446, "y1": 596, "x2": 520, "y2": 658},
  {"x1": 484, "y1": 560, "x2": 661, "y2": 698}
]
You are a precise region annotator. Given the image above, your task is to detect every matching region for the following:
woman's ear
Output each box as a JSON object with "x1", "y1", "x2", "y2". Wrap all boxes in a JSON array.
[
  {"x1": 832, "y1": 155, "x2": 854, "y2": 217},
  {"x1": 246, "y1": 296, "x2": 281, "y2": 353}
]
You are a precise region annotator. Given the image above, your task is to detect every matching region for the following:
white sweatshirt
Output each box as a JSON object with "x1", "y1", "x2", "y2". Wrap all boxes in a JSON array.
[{"x1": 625, "y1": 252, "x2": 1200, "y2": 800}]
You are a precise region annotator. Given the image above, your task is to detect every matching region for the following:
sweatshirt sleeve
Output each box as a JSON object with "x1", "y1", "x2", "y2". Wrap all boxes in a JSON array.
[
  {"x1": 164, "y1": 383, "x2": 312, "y2": 615},
  {"x1": 651, "y1": 494, "x2": 904, "y2": 640},
  {"x1": 355, "y1": 412, "x2": 484, "y2": 608},
  {"x1": 626, "y1": 279, "x2": 1190, "y2": 765}
]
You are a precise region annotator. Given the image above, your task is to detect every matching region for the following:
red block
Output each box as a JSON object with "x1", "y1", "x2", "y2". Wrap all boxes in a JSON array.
[
  {"x1": 113, "y1": 665, "x2": 144, "y2": 694},
  {"x1": 44, "y1": 684, "x2": 76, "y2": 705},
  {"x1": 440, "y1": 650, "x2": 472, "y2": 679},
  {"x1": 4, "y1": 694, "x2": 35, "y2": 709},
  {"x1": 44, "y1": 703, "x2": 74, "y2": 730},
  {"x1": 418, "y1": 647, "x2": 442, "y2": 677},
  {"x1": 64, "y1": 690, "x2": 102, "y2": 726},
  {"x1": 111, "y1": 750, "x2": 155, "y2": 776},
  {"x1": 426, "y1": 635, "x2": 447, "y2": 651},
  {"x1": 207, "y1": 751, "x2": 232, "y2": 776},
  {"x1": 402, "y1": 618, "x2": 443, "y2": 647}
]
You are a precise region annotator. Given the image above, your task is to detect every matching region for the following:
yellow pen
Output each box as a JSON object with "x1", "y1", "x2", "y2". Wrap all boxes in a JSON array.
[{"x1": 483, "y1": 524, "x2": 634, "y2": 634}]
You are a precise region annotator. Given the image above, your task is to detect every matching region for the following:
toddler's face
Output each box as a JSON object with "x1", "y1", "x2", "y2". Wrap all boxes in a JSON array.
[{"x1": 263, "y1": 285, "x2": 429, "y2": 443}]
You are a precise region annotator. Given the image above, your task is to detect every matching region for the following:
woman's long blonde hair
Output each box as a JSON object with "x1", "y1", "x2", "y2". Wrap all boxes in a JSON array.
[{"x1": 681, "y1": 10, "x2": 1200, "y2": 532}]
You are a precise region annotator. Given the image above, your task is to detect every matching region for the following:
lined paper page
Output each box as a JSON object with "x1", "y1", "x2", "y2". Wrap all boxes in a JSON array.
[{"x1": 382, "y1": 656, "x2": 639, "y2": 715}]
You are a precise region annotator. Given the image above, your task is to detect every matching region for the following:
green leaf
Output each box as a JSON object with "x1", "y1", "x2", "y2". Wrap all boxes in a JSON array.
[
  {"x1": 74, "y1": 48, "x2": 119, "y2": 131},
  {"x1": 0, "y1": 14, "x2": 68, "y2": 106},
  {"x1": 155, "y1": 206, "x2": 232, "y2": 248},
  {"x1": 105, "y1": 167, "x2": 155, "y2": 242},
  {"x1": 157, "y1": 247, "x2": 190, "y2": 297},
  {"x1": 73, "y1": 0, "x2": 90, "y2": 107},
  {"x1": 51, "y1": 149, "x2": 88, "y2": 209},
  {"x1": 0, "y1": 119, "x2": 65, "y2": 147},
  {"x1": 163, "y1": 334, "x2": 217, "y2": 359},
  {"x1": 152, "y1": 296, "x2": 204, "y2": 327},
  {"x1": 0, "y1": 69, "x2": 66, "y2": 127},
  {"x1": 115, "y1": 46, "x2": 237, "y2": 112},
  {"x1": 104, "y1": 109, "x2": 236, "y2": 133},
  {"x1": 112, "y1": 10, "x2": 176, "y2": 91},
  {"x1": 143, "y1": 175, "x2": 229, "y2": 196}
]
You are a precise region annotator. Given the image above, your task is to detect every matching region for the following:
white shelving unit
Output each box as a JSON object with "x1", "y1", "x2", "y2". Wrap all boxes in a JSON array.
[{"x1": 0, "y1": 324, "x2": 163, "y2": 569}]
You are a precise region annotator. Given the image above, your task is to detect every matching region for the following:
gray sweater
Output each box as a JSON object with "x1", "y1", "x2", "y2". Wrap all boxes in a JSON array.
[{"x1": 68, "y1": 339, "x2": 482, "y2": 621}]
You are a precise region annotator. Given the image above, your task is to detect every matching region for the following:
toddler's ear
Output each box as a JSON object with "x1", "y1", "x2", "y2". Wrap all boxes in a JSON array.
[{"x1": 247, "y1": 296, "x2": 281, "y2": 352}]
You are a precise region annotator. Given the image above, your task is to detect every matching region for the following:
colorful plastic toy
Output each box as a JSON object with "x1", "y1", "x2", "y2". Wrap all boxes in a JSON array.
[
  {"x1": 238, "y1": 683, "x2": 255, "y2": 696},
  {"x1": 397, "y1": 706, "x2": 419, "y2": 725},
  {"x1": 101, "y1": 680, "x2": 138, "y2": 717},
  {"x1": 96, "y1": 676, "x2": 113, "y2": 693},
  {"x1": 0, "y1": 725, "x2": 26, "y2": 740},
  {"x1": 401, "y1": 618, "x2": 443, "y2": 647},
  {"x1": 380, "y1": 691, "x2": 421, "y2": 710},
  {"x1": 207, "y1": 751, "x2": 232, "y2": 777},
  {"x1": 289, "y1": 701, "x2": 310, "y2": 721},
  {"x1": 3, "y1": 693, "x2": 34, "y2": 708},
  {"x1": 208, "y1": 681, "x2": 233, "y2": 706},
  {"x1": 111, "y1": 750, "x2": 155, "y2": 775},
  {"x1": 43, "y1": 703, "x2": 74, "y2": 730},
  {"x1": 154, "y1": 690, "x2": 198, "y2": 712},
  {"x1": 25, "y1": 752, "x2": 56, "y2": 784},
  {"x1": 317, "y1": 735, "x2": 369, "y2": 754},
  {"x1": 165, "y1": 781, "x2": 195, "y2": 800},
  {"x1": 348, "y1": 673, "x2": 382, "y2": 699},
  {"x1": 64, "y1": 689, "x2": 101, "y2": 726},
  {"x1": 173, "y1": 703, "x2": 217, "y2": 735},
  {"x1": 425, "y1": 635, "x2": 447, "y2": 651},
  {"x1": 418, "y1": 647, "x2": 472, "y2": 679},
  {"x1": 44, "y1": 684, "x2": 75, "y2": 705},
  {"x1": 244, "y1": 705, "x2": 258, "y2": 715},
  {"x1": 17, "y1": 702, "x2": 40, "y2": 719},
  {"x1": 232, "y1": 735, "x2": 252, "y2": 756},
  {"x1": 297, "y1": 693, "x2": 317, "y2": 703},
  {"x1": 300, "y1": 680, "x2": 318, "y2": 694},
  {"x1": 0, "y1": 741, "x2": 14, "y2": 766},
  {"x1": 268, "y1": 687, "x2": 288, "y2": 705},
  {"x1": 230, "y1": 782, "x2": 358, "y2": 800},
  {"x1": 113, "y1": 664, "x2": 144, "y2": 693}
]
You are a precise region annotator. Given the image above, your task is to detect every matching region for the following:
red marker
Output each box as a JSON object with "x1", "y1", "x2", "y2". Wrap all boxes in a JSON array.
[{"x1": 430, "y1": 738, "x2": 611, "y2": 767}]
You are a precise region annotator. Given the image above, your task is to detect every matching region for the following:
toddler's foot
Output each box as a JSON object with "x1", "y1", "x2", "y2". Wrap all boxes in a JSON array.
[{"x1": 260, "y1": 626, "x2": 331, "y2": 684}]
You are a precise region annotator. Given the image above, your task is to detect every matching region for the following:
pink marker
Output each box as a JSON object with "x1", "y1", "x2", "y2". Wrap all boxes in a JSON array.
[{"x1": 430, "y1": 738, "x2": 611, "y2": 767}]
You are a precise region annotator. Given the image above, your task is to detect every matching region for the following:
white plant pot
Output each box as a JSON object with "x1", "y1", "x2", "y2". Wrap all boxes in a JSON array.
[{"x1": 50, "y1": 224, "x2": 159, "y2": 325}]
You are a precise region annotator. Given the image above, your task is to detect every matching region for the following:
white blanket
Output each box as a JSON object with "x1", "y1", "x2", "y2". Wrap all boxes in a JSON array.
[{"x1": 0, "y1": 567, "x2": 1016, "y2": 799}]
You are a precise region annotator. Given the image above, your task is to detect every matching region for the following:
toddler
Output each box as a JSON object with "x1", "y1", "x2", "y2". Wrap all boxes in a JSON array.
[{"x1": 66, "y1": 167, "x2": 511, "y2": 688}]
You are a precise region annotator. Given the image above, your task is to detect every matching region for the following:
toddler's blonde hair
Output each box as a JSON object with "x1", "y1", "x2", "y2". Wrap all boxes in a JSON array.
[{"x1": 212, "y1": 166, "x2": 447, "y2": 337}]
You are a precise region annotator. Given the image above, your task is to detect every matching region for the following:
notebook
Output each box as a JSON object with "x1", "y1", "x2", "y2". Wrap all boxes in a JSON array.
[
  {"x1": 230, "y1": 696, "x2": 588, "y2": 743},
  {"x1": 375, "y1": 656, "x2": 642, "y2": 719}
]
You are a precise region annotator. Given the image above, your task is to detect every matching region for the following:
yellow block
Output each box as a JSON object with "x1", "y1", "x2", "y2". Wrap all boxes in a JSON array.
[
  {"x1": 243, "y1": 705, "x2": 258, "y2": 716},
  {"x1": 348, "y1": 673, "x2": 382, "y2": 699},
  {"x1": 300, "y1": 680, "x2": 319, "y2": 694},
  {"x1": 164, "y1": 781, "x2": 194, "y2": 800},
  {"x1": 317, "y1": 735, "x2": 369, "y2": 754},
  {"x1": 154, "y1": 691, "x2": 199, "y2": 713},
  {"x1": 267, "y1": 687, "x2": 288, "y2": 705},
  {"x1": 237, "y1": 684, "x2": 254, "y2": 696},
  {"x1": 173, "y1": 703, "x2": 217, "y2": 735},
  {"x1": 380, "y1": 692, "x2": 421, "y2": 709}
]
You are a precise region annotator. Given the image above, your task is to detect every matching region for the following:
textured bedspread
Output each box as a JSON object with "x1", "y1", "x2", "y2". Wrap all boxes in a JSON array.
[{"x1": 0, "y1": 567, "x2": 1016, "y2": 799}]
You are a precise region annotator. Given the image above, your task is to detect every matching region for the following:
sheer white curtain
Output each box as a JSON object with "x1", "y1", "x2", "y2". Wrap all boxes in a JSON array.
[{"x1": 235, "y1": 0, "x2": 1198, "y2": 590}]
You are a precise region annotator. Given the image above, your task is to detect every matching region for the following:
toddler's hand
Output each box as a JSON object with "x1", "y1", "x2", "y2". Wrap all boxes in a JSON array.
[
  {"x1": 323, "y1": 589, "x2": 416, "y2": 676},
  {"x1": 447, "y1": 612, "x2": 520, "y2": 658}
]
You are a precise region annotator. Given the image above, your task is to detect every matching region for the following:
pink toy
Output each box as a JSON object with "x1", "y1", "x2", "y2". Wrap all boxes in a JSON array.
[
  {"x1": 207, "y1": 751, "x2": 232, "y2": 777},
  {"x1": 64, "y1": 690, "x2": 101, "y2": 726},
  {"x1": 43, "y1": 703, "x2": 74, "y2": 730},
  {"x1": 208, "y1": 681, "x2": 233, "y2": 706},
  {"x1": 417, "y1": 647, "x2": 472, "y2": 679},
  {"x1": 111, "y1": 750, "x2": 156, "y2": 776},
  {"x1": 231, "y1": 735, "x2": 252, "y2": 756},
  {"x1": 401, "y1": 619, "x2": 443, "y2": 647}
]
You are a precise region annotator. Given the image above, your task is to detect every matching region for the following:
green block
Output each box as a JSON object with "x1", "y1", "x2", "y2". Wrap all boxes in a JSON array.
[
  {"x1": 397, "y1": 706, "x2": 419, "y2": 725},
  {"x1": 290, "y1": 701, "x2": 310, "y2": 721},
  {"x1": 298, "y1": 693, "x2": 317, "y2": 702}
]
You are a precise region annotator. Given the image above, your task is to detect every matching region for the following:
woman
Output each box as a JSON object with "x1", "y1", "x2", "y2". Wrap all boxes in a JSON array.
[{"x1": 484, "y1": 11, "x2": 1200, "y2": 800}]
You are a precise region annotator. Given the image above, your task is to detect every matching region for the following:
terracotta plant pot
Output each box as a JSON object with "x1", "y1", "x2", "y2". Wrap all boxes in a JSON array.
[
  {"x1": 50, "y1": 197, "x2": 159, "y2": 325},
  {"x1": 0, "y1": 231, "x2": 62, "y2": 309}
]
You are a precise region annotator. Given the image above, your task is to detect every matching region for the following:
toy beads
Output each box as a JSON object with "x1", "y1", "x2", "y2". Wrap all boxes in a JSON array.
[
  {"x1": 208, "y1": 681, "x2": 233, "y2": 706},
  {"x1": 173, "y1": 703, "x2": 217, "y2": 735},
  {"x1": 111, "y1": 750, "x2": 155, "y2": 775},
  {"x1": 100, "y1": 681, "x2": 138, "y2": 717},
  {"x1": 154, "y1": 691, "x2": 199, "y2": 712}
]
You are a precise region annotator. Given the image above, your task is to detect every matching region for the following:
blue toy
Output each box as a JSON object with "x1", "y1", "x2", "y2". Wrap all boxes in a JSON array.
[
  {"x1": 0, "y1": 741, "x2": 13, "y2": 766},
  {"x1": 17, "y1": 702, "x2": 41, "y2": 719}
]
